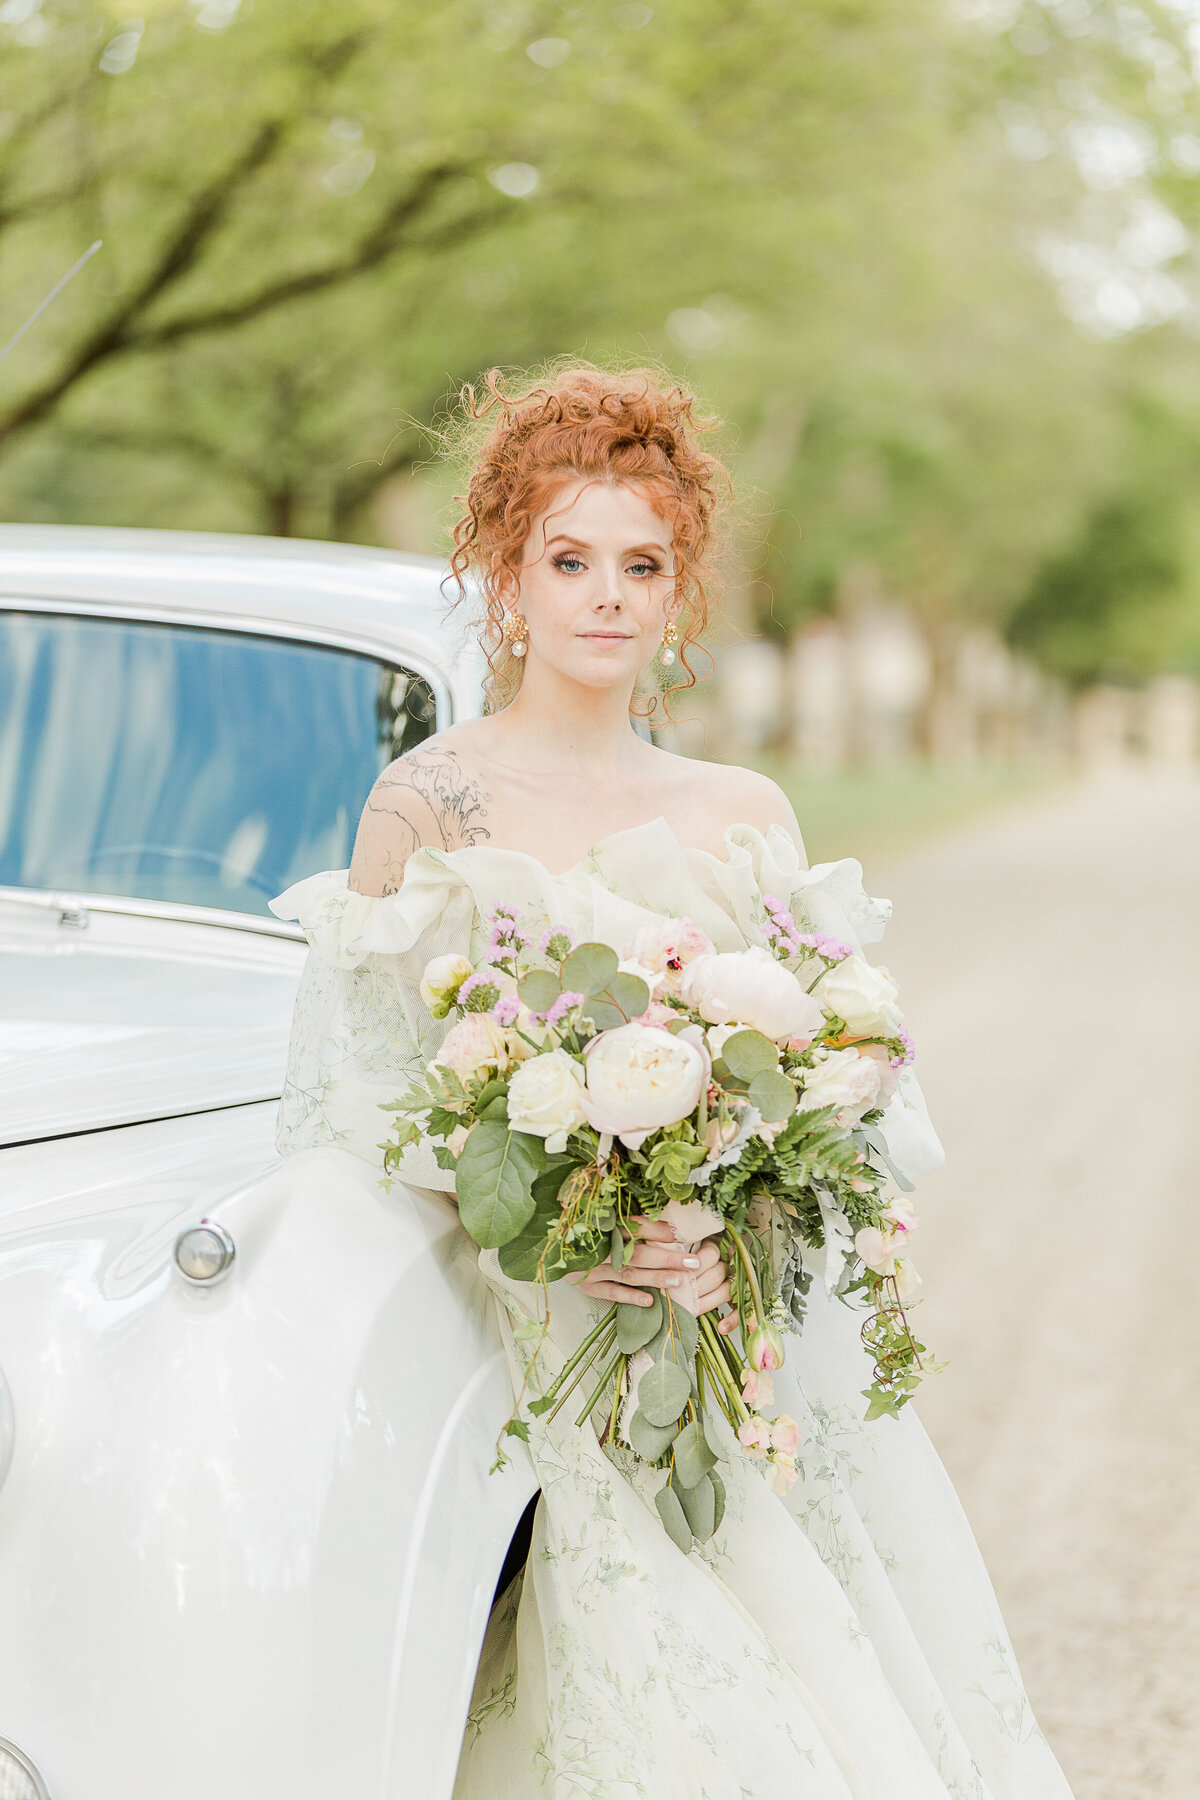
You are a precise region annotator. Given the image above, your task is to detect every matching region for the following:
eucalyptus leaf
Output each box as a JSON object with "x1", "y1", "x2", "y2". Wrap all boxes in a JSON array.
[
  {"x1": 637, "y1": 1356, "x2": 692, "y2": 1427},
  {"x1": 748, "y1": 1069, "x2": 797, "y2": 1122},
  {"x1": 616, "y1": 1290, "x2": 663, "y2": 1352},
  {"x1": 672, "y1": 1418, "x2": 717, "y2": 1489},
  {"x1": 629, "y1": 1408, "x2": 679, "y2": 1460},
  {"x1": 561, "y1": 942, "x2": 619, "y2": 997},
  {"x1": 609, "y1": 1223, "x2": 625, "y2": 1272},
  {"x1": 455, "y1": 1123, "x2": 541, "y2": 1249},
  {"x1": 518, "y1": 968, "x2": 562, "y2": 1012},
  {"x1": 654, "y1": 1480, "x2": 694, "y2": 1554},
  {"x1": 676, "y1": 1470, "x2": 716, "y2": 1540},
  {"x1": 657, "y1": 1297, "x2": 698, "y2": 1360},
  {"x1": 608, "y1": 971, "x2": 650, "y2": 1017},
  {"x1": 721, "y1": 1029, "x2": 779, "y2": 1080},
  {"x1": 709, "y1": 1467, "x2": 727, "y2": 1534},
  {"x1": 580, "y1": 997, "x2": 627, "y2": 1032}
]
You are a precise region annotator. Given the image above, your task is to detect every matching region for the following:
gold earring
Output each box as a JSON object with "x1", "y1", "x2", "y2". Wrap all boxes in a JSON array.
[
  {"x1": 502, "y1": 610, "x2": 528, "y2": 658},
  {"x1": 659, "y1": 618, "x2": 678, "y2": 668}
]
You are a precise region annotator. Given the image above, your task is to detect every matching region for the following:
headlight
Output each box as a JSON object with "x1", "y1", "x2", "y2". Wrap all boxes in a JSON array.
[
  {"x1": 0, "y1": 1739, "x2": 51, "y2": 1800},
  {"x1": 174, "y1": 1219, "x2": 236, "y2": 1286}
]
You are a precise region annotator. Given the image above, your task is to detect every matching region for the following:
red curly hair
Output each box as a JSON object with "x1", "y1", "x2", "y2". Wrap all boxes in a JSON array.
[{"x1": 446, "y1": 361, "x2": 730, "y2": 714}]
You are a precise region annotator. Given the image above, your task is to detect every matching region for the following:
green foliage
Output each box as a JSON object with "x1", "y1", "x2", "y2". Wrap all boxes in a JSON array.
[
  {"x1": 636, "y1": 1357, "x2": 692, "y2": 1428},
  {"x1": 453, "y1": 1121, "x2": 544, "y2": 1248}
]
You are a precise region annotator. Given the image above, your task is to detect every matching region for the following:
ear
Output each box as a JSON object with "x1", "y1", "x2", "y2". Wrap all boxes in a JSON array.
[{"x1": 490, "y1": 550, "x2": 519, "y2": 604}]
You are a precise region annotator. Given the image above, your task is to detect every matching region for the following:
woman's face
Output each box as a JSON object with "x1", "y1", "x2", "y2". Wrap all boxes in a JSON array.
[{"x1": 505, "y1": 476, "x2": 678, "y2": 691}]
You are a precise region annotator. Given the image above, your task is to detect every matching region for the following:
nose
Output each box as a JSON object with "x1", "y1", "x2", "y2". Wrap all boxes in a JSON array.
[{"x1": 595, "y1": 557, "x2": 626, "y2": 609}]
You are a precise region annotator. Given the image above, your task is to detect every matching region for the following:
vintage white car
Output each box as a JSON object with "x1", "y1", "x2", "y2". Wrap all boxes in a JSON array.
[{"x1": 0, "y1": 525, "x2": 538, "y2": 1800}]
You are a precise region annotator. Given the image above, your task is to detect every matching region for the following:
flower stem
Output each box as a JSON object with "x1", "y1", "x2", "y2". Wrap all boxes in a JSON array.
[
  {"x1": 575, "y1": 1347, "x2": 625, "y2": 1429},
  {"x1": 541, "y1": 1319, "x2": 618, "y2": 1423},
  {"x1": 725, "y1": 1224, "x2": 767, "y2": 1330}
]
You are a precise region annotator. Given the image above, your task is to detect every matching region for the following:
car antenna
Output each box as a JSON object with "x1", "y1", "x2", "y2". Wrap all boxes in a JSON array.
[{"x1": 0, "y1": 238, "x2": 103, "y2": 366}]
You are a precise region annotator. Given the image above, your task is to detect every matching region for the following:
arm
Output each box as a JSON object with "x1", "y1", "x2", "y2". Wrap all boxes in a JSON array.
[{"x1": 348, "y1": 742, "x2": 493, "y2": 897}]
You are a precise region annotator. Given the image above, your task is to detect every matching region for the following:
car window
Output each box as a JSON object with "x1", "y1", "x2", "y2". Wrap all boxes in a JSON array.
[{"x1": 0, "y1": 610, "x2": 438, "y2": 917}]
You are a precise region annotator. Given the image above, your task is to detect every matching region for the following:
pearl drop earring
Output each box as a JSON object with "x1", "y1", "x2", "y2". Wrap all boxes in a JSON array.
[
  {"x1": 503, "y1": 610, "x2": 529, "y2": 658},
  {"x1": 659, "y1": 618, "x2": 679, "y2": 667}
]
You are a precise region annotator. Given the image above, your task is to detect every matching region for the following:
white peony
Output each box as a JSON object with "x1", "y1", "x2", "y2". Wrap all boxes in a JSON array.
[
  {"x1": 582, "y1": 1022, "x2": 707, "y2": 1149},
  {"x1": 629, "y1": 917, "x2": 715, "y2": 995},
  {"x1": 419, "y1": 953, "x2": 474, "y2": 1016},
  {"x1": 680, "y1": 946, "x2": 825, "y2": 1045},
  {"x1": 432, "y1": 1014, "x2": 513, "y2": 1083},
  {"x1": 817, "y1": 955, "x2": 903, "y2": 1037},
  {"x1": 506, "y1": 1049, "x2": 588, "y2": 1153},
  {"x1": 798, "y1": 1046, "x2": 882, "y2": 1126}
]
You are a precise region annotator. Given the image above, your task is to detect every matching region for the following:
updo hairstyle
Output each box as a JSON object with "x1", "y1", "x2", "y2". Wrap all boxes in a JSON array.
[{"x1": 446, "y1": 361, "x2": 730, "y2": 714}]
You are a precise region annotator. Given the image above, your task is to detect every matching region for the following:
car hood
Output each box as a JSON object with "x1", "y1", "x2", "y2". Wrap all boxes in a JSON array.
[{"x1": 1, "y1": 903, "x2": 305, "y2": 1145}]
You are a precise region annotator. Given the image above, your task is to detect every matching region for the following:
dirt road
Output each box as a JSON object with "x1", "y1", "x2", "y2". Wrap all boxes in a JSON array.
[{"x1": 870, "y1": 766, "x2": 1200, "y2": 1800}]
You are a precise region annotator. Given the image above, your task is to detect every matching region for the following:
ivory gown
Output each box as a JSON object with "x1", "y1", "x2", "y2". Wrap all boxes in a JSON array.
[{"x1": 270, "y1": 818, "x2": 1075, "y2": 1800}]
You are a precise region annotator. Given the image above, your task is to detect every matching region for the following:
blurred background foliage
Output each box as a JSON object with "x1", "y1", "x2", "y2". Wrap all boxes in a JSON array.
[{"x1": 4, "y1": 0, "x2": 1200, "y2": 687}]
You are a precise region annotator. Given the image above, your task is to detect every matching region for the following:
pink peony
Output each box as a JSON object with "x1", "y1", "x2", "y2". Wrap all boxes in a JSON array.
[
  {"x1": 630, "y1": 916, "x2": 716, "y2": 995},
  {"x1": 433, "y1": 1014, "x2": 512, "y2": 1082}
]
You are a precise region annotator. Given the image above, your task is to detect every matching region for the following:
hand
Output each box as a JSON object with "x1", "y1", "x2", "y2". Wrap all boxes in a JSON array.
[{"x1": 568, "y1": 1214, "x2": 731, "y2": 1314}]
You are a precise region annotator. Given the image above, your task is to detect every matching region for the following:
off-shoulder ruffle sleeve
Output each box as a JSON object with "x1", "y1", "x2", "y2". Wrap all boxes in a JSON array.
[{"x1": 268, "y1": 850, "x2": 475, "y2": 971}]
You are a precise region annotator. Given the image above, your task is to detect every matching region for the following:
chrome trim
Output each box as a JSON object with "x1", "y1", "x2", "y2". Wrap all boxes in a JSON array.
[
  {"x1": 174, "y1": 1219, "x2": 237, "y2": 1286},
  {"x1": 0, "y1": 884, "x2": 305, "y2": 941},
  {"x1": 0, "y1": 1737, "x2": 52, "y2": 1799},
  {"x1": 0, "y1": 592, "x2": 455, "y2": 728}
]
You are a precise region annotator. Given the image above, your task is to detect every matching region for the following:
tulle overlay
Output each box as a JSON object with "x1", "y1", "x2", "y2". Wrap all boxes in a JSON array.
[{"x1": 269, "y1": 818, "x2": 1073, "y2": 1800}]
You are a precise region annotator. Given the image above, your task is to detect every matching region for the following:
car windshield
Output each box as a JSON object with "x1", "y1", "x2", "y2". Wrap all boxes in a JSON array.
[{"x1": 0, "y1": 610, "x2": 437, "y2": 917}]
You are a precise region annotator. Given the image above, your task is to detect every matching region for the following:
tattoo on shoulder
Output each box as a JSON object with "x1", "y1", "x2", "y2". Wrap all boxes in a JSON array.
[{"x1": 354, "y1": 747, "x2": 492, "y2": 894}]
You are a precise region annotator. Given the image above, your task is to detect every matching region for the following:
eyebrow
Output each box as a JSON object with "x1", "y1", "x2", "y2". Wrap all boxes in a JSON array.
[{"x1": 546, "y1": 534, "x2": 670, "y2": 554}]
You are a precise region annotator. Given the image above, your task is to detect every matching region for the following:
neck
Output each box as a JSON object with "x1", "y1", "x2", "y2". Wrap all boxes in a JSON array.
[{"x1": 492, "y1": 655, "x2": 645, "y2": 773}]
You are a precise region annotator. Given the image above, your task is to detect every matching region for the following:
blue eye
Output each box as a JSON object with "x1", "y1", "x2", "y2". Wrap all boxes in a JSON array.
[{"x1": 555, "y1": 555, "x2": 584, "y2": 573}]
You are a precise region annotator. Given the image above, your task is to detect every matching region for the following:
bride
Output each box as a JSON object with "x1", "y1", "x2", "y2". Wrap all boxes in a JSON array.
[{"x1": 271, "y1": 365, "x2": 1075, "y2": 1797}]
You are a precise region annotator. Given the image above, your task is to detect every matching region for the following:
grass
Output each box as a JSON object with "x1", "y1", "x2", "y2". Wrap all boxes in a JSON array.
[{"x1": 748, "y1": 755, "x2": 1070, "y2": 869}]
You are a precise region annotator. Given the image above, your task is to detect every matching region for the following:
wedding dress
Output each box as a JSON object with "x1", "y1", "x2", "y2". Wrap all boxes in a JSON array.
[{"x1": 269, "y1": 817, "x2": 1075, "y2": 1800}]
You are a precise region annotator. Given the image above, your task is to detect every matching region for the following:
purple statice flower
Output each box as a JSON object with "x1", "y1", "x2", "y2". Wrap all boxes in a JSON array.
[
  {"x1": 457, "y1": 971, "x2": 500, "y2": 1012},
  {"x1": 538, "y1": 989, "x2": 584, "y2": 1027},
  {"x1": 537, "y1": 925, "x2": 575, "y2": 959},
  {"x1": 491, "y1": 995, "x2": 521, "y2": 1028},
  {"x1": 889, "y1": 1024, "x2": 916, "y2": 1069}
]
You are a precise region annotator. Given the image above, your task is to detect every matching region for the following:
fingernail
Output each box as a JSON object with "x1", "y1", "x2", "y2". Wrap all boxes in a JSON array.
[
  {"x1": 683, "y1": 1257, "x2": 700, "y2": 1269},
  {"x1": 666, "y1": 1276, "x2": 680, "y2": 1287},
  {"x1": 640, "y1": 1295, "x2": 653, "y2": 1305}
]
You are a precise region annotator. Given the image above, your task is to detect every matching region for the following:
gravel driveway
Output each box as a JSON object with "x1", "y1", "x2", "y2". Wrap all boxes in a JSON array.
[{"x1": 872, "y1": 765, "x2": 1200, "y2": 1800}]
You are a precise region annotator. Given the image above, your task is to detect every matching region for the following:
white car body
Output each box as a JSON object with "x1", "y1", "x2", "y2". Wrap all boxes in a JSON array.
[{"x1": 0, "y1": 527, "x2": 536, "y2": 1799}]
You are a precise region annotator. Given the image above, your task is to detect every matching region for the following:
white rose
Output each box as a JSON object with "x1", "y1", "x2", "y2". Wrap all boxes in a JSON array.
[
  {"x1": 681, "y1": 946, "x2": 825, "y2": 1045},
  {"x1": 506, "y1": 1049, "x2": 588, "y2": 1153},
  {"x1": 419, "y1": 952, "x2": 474, "y2": 1016},
  {"x1": 798, "y1": 1046, "x2": 882, "y2": 1126},
  {"x1": 582, "y1": 1022, "x2": 707, "y2": 1149},
  {"x1": 433, "y1": 1014, "x2": 513, "y2": 1082},
  {"x1": 817, "y1": 956, "x2": 903, "y2": 1037}
]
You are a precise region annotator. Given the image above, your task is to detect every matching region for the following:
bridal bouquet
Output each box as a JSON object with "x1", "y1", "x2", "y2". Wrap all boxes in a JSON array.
[{"x1": 382, "y1": 897, "x2": 935, "y2": 1554}]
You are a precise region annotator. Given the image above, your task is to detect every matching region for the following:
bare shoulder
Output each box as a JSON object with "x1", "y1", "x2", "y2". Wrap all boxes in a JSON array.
[
  {"x1": 347, "y1": 729, "x2": 493, "y2": 897},
  {"x1": 674, "y1": 754, "x2": 807, "y2": 866}
]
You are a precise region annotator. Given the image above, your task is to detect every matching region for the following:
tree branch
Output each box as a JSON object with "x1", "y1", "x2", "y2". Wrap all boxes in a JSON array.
[
  {"x1": 0, "y1": 116, "x2": 287, "y2": 444},
  {"x1": 123, "y1": 162, "x2": 494, "y2": 350}
]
